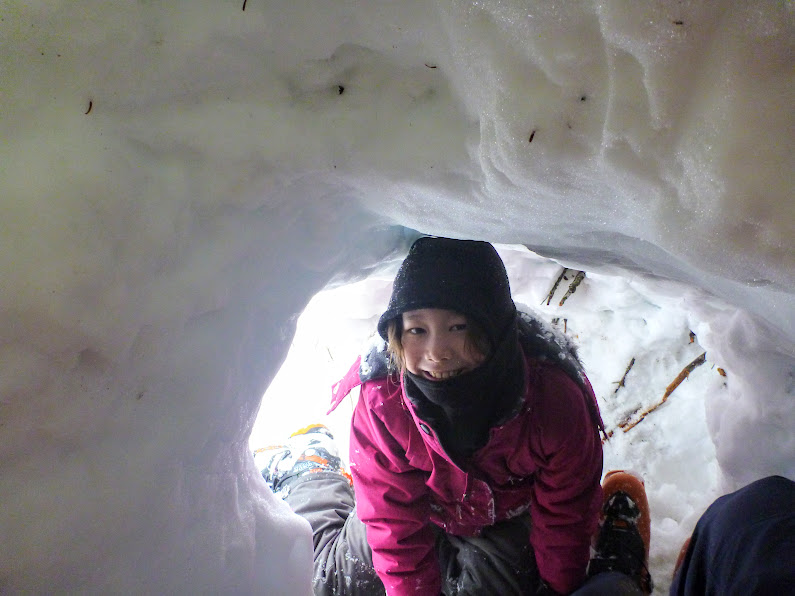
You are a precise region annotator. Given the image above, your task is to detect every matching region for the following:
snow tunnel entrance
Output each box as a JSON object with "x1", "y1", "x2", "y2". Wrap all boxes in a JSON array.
[{"x1": 249, "y1": 244, "x2": 724, "y2": 484}]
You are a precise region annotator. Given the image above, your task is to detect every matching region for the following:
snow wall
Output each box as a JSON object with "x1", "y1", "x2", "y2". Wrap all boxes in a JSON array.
[{"x1": 1, "y1": 1, "x2": 792, "y2": 593}]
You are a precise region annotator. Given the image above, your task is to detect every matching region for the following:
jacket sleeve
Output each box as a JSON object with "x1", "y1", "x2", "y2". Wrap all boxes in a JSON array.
[
  {"x1": 349, "y1": 383, "x2": 441, "y2": 596},
  {"x1": 529, "y1": 366, "x2": 603, "y2": 595}
]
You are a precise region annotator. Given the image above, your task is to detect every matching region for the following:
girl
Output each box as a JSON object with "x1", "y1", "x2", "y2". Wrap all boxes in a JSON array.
[
  {"x1": 260, "y1": 237, "x2": 607, "y2": 595},
  {"x1": 335, "y1": 237, "x2": 604, "y2": 594}
]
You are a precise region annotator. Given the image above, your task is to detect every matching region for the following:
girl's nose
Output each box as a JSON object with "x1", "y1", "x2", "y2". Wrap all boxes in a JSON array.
[{"x1": 426, "y1": 335, "x2": 452, "y2": 361}]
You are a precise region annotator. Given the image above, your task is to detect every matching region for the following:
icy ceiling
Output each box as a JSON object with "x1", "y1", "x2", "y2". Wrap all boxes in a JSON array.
[{"x1": 1, "y1": 1, "x2": 792, "y2": 592}]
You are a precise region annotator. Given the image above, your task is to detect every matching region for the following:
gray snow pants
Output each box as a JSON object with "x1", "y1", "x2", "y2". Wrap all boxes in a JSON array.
[{"x1": 284, "y1": 472, "x2": 538, "y2": 596}]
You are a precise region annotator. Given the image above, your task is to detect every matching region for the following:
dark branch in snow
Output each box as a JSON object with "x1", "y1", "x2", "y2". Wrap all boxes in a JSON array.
[
  {"x1": 559, "y1": 271, "x2": 586, "y2": 306},
  {"x1": 621, "y1": 352, "x2": 707, "y2": 432},
  {"x1": 543, "y1": 267, "x2": 569, "y2": 305},
  {"x1": 613, "y1": 357, "x2": 636, "y2": 394}
]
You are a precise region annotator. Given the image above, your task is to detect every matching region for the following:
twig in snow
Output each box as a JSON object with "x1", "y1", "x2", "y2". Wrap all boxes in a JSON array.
[
  {"x1": 543, "y1": 268, "x2": 569, "y2": 306},
  {"x1": 662, "y1": 352, "x2": 707, "y2": 398},
  {"x1": 616, "y1": 407, "x2": 641, "y2": 430},
  {"x1": 559, "y1": 271, "x2": 586, "y2": 306},
  {"x1": 613, "y1": 357, "x2": 636, "y2": 394},
  {"x1": 85, "y1": 100, "x2": 93, "y2": 114},
  {"x1": 621, "y1": 352, "x2": 707, "y2": 432}
]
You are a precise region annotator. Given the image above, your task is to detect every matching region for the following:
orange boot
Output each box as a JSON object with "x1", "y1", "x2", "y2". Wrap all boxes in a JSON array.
[{"x1": 587, "y1": 470, "x2": 653, "y2": 593}]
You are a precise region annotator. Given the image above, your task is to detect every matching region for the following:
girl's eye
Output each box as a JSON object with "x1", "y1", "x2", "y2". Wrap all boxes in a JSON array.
[
  {"x1": 405, "y1": 327, "x2": 425, "y2": 335},
  {"x1": 450, "y1": 323, "x2": 468, "y2": 332}
]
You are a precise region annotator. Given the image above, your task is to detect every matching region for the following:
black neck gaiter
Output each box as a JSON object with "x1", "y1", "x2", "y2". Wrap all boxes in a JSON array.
[{"x1": 403, "y1": 318, "x2": 525, "y2": 461}]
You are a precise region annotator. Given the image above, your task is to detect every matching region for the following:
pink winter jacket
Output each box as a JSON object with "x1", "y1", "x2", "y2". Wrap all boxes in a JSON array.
[{"x1": 331, "y1": 349, "x2": 603, "y2": 596}]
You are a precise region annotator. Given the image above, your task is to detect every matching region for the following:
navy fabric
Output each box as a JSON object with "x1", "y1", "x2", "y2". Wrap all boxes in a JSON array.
[{"x1": 670, "y1": 475, "x2": 795, "y2": 596}]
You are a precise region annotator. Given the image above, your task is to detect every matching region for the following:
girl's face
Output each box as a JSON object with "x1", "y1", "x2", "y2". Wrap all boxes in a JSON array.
[{"x1": 400, "y1": 308, "x2": 487, "y2": 381}]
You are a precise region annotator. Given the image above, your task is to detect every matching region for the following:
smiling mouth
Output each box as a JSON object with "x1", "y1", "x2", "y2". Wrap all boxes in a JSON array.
[{"x1": 424, "y1": 369, "x2": 464, "y2": 380}]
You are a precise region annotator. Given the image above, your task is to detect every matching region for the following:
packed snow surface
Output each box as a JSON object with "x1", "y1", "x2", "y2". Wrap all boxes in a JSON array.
[{"x1": 1, "y1": 1, "x2": 792, "y2": 593}]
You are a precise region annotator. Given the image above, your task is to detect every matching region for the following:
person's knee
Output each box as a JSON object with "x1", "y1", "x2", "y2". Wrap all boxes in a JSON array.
[
  {"x1": 733, "y1": 475, "x2": 794, "y2": 507},
  {"x1": 671, "y1": 475, "x2": 795, "y2": 595},
  {"x1": 706, "y1": 475, "x2": 794, "y2": 531}
]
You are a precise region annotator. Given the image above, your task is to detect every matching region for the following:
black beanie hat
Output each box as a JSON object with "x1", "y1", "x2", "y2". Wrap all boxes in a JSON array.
[{"x1": 377, "y1": 237, "x2": 516, "y2": 345}]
